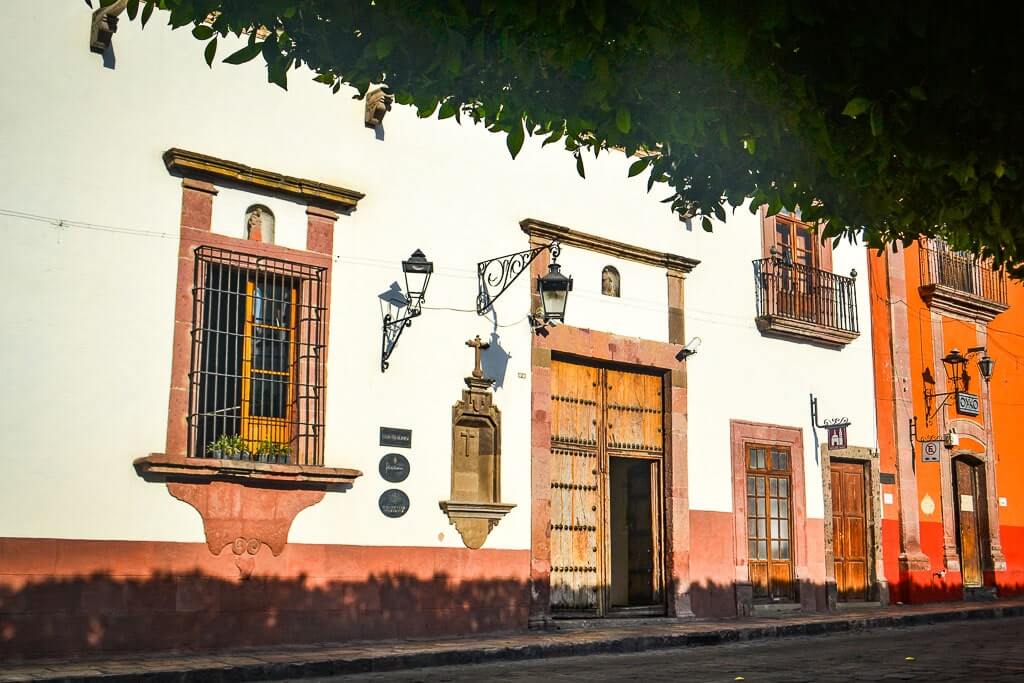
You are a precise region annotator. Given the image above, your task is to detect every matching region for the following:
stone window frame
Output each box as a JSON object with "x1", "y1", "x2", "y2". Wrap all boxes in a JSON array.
[
  {"x1": 819, "y1": 444, "x2": 888, "y2": 608},
  {"x1": 729, "y1": 420, "x2": 810, "y2": 615},
  {"x1": 135, "y1": 149, "x2": 365, "y2": 490}
]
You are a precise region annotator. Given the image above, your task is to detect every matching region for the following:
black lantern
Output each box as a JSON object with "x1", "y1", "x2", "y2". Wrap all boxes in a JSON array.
[
  {"x1": 978, "y1": 354, "x2": 995, "y2": 383},
  {"x1": 402, "y1": 249, "x2": 433, "y2": 311},
  {"x1": 940, "y1": 347, "x2": 968, "y2": 390},
  {"x1": 537, "y1": 262, "x2": 573, "y2": 322}
]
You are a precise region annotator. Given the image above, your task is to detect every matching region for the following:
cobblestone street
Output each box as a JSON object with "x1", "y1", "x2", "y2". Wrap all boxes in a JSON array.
[{"x1": 331, "y1": 616, "x2": 1024, "y2": 683}]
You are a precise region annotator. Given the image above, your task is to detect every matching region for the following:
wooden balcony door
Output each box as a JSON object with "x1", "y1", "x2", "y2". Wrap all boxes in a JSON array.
[
  {"x1": 549, "y1": 359, "x2": 665, "y2": 617},
  {"x1": 955, "y1": 458, "x2": 987, "y2": 588},
  {"x1": 774, "y1": 217, "x2": 818, "y2": 322},
  {"x1": 746, "y1": 445, "x2": 796, "y2": 602},
  {"x1": 830, "y1": 461, "x2": 869, "y2": 601}
]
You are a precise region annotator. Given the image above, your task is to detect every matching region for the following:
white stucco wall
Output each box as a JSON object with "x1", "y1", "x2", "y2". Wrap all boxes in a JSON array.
[{"x1": 0, "y1": 1, "x2": 876, "y2": 551}]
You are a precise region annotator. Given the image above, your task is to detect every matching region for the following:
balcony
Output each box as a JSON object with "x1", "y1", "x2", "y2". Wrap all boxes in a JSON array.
[
  {"x1": 753, "y1": 257, "x2": 860, "y2": 348},
  {"x1": 919, "y1": 240, "x2": 1009, "y2": 322}
]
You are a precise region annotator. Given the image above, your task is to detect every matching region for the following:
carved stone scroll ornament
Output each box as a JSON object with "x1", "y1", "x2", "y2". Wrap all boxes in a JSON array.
[
  {"x1": 90, "y1": 0, "x2": 129, "y2": 55},
  {"x1": 439, "y1": 336, "x2": 516, "y2": 549},
  {"x1": 365, "y1": 88, "x2": 394, "y2": 128}
]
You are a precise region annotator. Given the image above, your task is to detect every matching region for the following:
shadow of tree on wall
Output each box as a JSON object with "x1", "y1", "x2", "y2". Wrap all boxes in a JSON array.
[{"x1": 0, "y1": 571, "x2": 530, "y2": 660}]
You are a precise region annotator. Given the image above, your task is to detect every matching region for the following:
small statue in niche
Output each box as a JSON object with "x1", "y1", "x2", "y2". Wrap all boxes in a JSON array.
[
  {"x1": 439, "y1": 336, "x2": 515, "y2": 549},
  {"x1": 602, "y1": 265, "x2": 621, "y2": 297},
  {"x1": 245, "y1": 205, "x2": 275, "y2": 244}
]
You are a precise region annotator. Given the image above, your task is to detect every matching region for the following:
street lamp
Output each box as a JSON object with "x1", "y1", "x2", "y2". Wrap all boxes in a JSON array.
[
  {"x1": 978, "y1": 353, "x2": 995, "y2": 383},
  {"x1": 537, "y1": 261, "x2": 573, "y2": 323},
  {"x1": 402, "y1": 249, "x2": 433, "y2": 313}
]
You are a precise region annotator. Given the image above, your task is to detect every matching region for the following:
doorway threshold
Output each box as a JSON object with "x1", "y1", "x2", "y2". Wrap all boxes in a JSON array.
[
  {"x1": 835, "y1": 601, "x2": 882, "y2": 611},
  {"x1": 551, "y1": 615, "x2": 687, "y2": 631},
  {"x1": 751, "y1": 602, "x2": 802, "y2": 617}
]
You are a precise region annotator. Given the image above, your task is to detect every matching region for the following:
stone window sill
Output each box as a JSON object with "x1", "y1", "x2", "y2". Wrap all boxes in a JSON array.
[
  {"x1": 133, "y1": 453, "x2": 362, "y2": 490},
  {"x1": 755, "y1": 315, "x2": 859, "y2": 348}
]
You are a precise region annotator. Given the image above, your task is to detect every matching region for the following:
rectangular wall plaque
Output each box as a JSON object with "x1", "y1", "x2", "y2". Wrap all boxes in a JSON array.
[
  {"x1": 956, "y1": 392, "x2": 980, "y2": 416},
  {"x1": 380, "y1": 427, "x2": 412, "y2": 448},
  {"x1": 880, "y1": 472, "x2": 896, "y2": 485}
]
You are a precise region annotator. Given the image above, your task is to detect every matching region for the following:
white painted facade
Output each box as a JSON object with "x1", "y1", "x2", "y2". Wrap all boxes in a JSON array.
[{"x1": 0, "y1": 0, "x2": 875, "y2": 554}]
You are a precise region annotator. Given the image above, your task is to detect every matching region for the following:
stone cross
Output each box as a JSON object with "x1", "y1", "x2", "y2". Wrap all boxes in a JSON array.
[{"x1": 465, "y1": 335, "x2": 491, "y2": 379}]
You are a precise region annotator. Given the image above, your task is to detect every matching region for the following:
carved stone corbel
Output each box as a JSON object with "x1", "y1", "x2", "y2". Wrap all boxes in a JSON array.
[
  {"x1": 90, "y1": 0, "x2": 129, "y2": 55},
  {"x1": 439, "y1": 336, "x2": 516, "y2": 549},
  {"x1": 364, "y1": 88, "x2": 394, "y2": 128}
]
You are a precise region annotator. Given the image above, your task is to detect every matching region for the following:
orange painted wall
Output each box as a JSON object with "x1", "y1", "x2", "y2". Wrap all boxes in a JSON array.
[{"x1": 871, "y1": 243, "x2": 1024, "y2": 602}]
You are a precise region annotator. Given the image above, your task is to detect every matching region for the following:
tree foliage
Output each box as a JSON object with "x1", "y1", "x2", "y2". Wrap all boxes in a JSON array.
[{"x1": 100, "y1": 0, "x2": 1024, "y2": 274}]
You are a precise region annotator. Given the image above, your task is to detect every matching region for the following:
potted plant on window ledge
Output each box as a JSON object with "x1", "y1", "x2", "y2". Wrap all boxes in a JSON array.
[{"x1": 204, "y1": 435, "x2": 291, "y2": 464}]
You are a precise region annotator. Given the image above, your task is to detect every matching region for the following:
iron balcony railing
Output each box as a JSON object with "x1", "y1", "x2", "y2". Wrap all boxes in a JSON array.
[
  {"x1": 753, "y1": 256, "x2": 859, "y2": 334},
  {"x1": 919, "y1": 240, "x2": 1008, "y2": 306}
]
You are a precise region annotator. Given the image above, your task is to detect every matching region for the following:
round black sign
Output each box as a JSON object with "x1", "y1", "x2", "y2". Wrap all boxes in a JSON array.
[
  {"x1": 378, "y1": 489, "x2": 410, "y2": 518},
  {"x1": 379, "y1": 453, "x2": 411, "y2": 483}
]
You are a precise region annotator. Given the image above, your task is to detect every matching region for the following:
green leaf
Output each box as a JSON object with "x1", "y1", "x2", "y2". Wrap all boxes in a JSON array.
[
  {"x1": 375, "y1": 36, "x2": 394, "y2": 59},
  {"x1": 140, "y1": 0, "x2": 154, "y2": 27},
  {"x1": 628, "y1": 157, "x2": 652, "y2": 177},
  {"x1": 994, "y1": 161, "x2": 1006, "y2": 179},
  {"x1": 615, "y1": 107, "x2": 631, "y2": 134},
  {"x1": 439, "y1": 100, "x2": 457, "y2": 119},
  {"x1": 506, "y1": 118, "x2": 525, "y2": 159},
  {"x1": 575, "y1": 151, "x2": 586, "y2": 178},
  {"x1": 701, "y1": 216, "x2": 713, "y2": 232},
  {"x1": 126, "y1": 0, "x2": 139, "y2": 21},
  {"x1": 842, "y1": 97, "x2": 872, "y2": 118},
  {"x1": 268, "y1": 59, "x2": 289, "y2": 90},
  {"x1": 584, "y1": 0, "x2": 605, "y2": 32},
  {"x1": 908, "y1": 86, "x2": 927, "y2": 101},
  {"x1": 869, "y1": 103, "x2": 884, "y2": 136},
  {"x1": 203, "y1": 37, "x2": 217, "y2": 67},
  {"x1": 193, "y1": 25, "x2": 214, "y2": 40},
  {"x1": 223, "y1": 42, "x2": 263, "y2": 65}
]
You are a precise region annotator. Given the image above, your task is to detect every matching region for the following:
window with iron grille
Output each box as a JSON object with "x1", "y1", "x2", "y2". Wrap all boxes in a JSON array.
[{"x1": 188, "y1": 246, "x2": 326, "y2": 466}]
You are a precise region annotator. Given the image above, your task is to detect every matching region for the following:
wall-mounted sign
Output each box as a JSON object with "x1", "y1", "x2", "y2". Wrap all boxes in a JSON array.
[
  {"x1": 379, "y1": 489, "x2": 410, "y2": 518},
  {"x1": 826, "y1": 425, "x2": 848, "y2": 450},
  {"x1": 956, "y1": 392, "x2": 980, "y2": 416},
  {"x1": 921, "y1": 440, "x2": 942, "y2": 463},
  {"x1": 379, "y1": 453, "x2": 410, "y2": 483},
  {"x1": 380, "y1": 427, "x2": 412, "y2": 448}
]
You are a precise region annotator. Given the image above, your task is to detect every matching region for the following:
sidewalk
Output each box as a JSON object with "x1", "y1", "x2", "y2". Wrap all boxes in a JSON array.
[{"x1": 4, "y1": 599, "x2": 1024, "y2": 682}]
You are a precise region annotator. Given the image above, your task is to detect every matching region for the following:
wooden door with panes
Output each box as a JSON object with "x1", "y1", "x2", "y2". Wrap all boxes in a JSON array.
[
  {"x1": 955, "y1": 459, "x2": 985, "y2": 588},
  {"x1": 549, "y1": 360, "x2": 665, "y2": 616},
  {"x1": 746, "y1": 445, "x2": 796, "y2": 602},
  {"x1": 773, "y1": 216, "x2": 820, "y2": 322},
  {"x1": 830, "y1": 461, "x2": 869, "y2": 601},
  {"x1": 241, "y1": 275, "x2": 297, "y2": 448}
]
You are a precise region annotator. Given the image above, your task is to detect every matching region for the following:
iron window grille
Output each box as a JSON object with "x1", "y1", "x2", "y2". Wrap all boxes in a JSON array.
[
  {"x1": 187, "y1": 246, "x2": 327, "y2": 466},
  {"x1": 919, "y1": 239, "x2": 1007, "y2": 306},
  {"x1": 753, "y1": 256, "x2": 859, "y2": 335}
]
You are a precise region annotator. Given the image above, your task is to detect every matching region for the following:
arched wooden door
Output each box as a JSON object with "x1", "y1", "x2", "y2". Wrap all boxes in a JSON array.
[{"x1": 954, "y1": 457, "x2": 988, "y2": 588}]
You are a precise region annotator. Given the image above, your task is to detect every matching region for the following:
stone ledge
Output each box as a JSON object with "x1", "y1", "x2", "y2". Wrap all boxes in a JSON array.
[
  {"x1": 755, "y1": 315, "x2": 859, "y2": 348},
  {"x1": 919, "y1": 283, "x2": 1009, "y2": 323},
  {"x1": 134, "y1": 453, "x2": 362, "y2": 490}
]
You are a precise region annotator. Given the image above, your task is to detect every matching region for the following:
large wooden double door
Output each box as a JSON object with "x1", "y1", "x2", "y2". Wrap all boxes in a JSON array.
[{"x1": 549, "y1": 359, "x2": 665, "y2": 616}]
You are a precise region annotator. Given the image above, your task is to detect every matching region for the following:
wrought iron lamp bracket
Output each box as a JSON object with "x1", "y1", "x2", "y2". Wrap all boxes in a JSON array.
[
  {"x1": 809, "y1": 394, "x2": 850, "y2": 430},
  {"x1": 381, "y1": 307, "x2": 421, "y2": 373},
  {"x1": 476, "y1": 241, "x2": 561, "y2": 315}
]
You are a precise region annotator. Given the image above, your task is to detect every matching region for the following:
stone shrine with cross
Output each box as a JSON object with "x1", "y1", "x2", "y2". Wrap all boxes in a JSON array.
[{"x1": 439, "y1": 336, "x2": 516, "y2": 549}]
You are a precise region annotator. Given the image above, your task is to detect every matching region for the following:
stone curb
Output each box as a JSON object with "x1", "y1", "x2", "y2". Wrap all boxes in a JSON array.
[{"x1": 20, "y1": 604, "x2": 1024, "y2": 682}]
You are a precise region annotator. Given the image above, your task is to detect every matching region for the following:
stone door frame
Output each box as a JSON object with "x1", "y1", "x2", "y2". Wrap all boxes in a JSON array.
[{"x1": 820, "y1": 445, "x2": 888, "y2": 608}]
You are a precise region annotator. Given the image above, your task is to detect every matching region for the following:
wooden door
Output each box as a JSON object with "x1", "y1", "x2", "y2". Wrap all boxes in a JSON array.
[
  {"x1": 774, "y1": 216, "x2": 819, "y2": 322},
  {"x1": 746, "y1": 446, "x2": 796, "y2": 602},
  {"x1": 549, "y1": 360, "x2": 664, "y2": 615},
  {"x1": 955, "y1": 459, "x2": 984, "y2": 588},
  {"x1": 831, "y1": 461, "x2": 869, "y2": 601}
]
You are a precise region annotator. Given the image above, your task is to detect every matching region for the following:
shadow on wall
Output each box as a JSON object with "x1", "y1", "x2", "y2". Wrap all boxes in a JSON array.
[{"x1": 0, "y1": 570, "x2": 530, "y2": 661}]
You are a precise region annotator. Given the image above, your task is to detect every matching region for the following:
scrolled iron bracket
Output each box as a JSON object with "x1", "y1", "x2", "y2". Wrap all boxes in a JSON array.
[
  {"x1": 476, "y1": 241, "x2": 560, "y2": 315},
  {"x1": 381, "y1": 308, "x2": 421, "y2": 373}
]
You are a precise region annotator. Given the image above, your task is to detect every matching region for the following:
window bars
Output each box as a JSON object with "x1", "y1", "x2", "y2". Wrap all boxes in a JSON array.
[
  {"x1": 188, "y1": 246, "x2": 327, "y2": 466},
  {"x1": 753, "y1": 257, "x2": 859, "y2": 334}
]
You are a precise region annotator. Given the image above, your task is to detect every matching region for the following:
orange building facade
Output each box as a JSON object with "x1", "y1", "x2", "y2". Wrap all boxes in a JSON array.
[{"x1": 871, "y1": 240, "x2": 1024, "y2": 603}]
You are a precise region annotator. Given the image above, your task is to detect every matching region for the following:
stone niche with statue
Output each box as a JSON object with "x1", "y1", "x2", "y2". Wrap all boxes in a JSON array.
[{"x1": 439, "y1": 336, "x2": 516, "y2": 549}]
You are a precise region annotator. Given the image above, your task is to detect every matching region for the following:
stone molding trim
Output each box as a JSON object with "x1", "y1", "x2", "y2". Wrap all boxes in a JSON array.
[
  {"x1": 729, "y1": 420, "x2": 812, "y2": 615},
  {"x1": 163, "y1": 148, "x2": 365, "y2": 212},
  {"x1": 819, "y1": 445, "x2": 888, "y2": 609},
  {"x1": 520, "y1": 218, "x2": 700, "y2": 274},
  {"x1": 134, "y1": 453, "x2": 361, "y2": 490},
  {"x1": 919, "y1": 283, "x2": 1009, "y2": 324},
  {"x1": 755, "y1": 315, "x2": 860, "y2": 348},
  {"x1": 439, "y1": 501, "x2": 517, "y2": 550}
]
